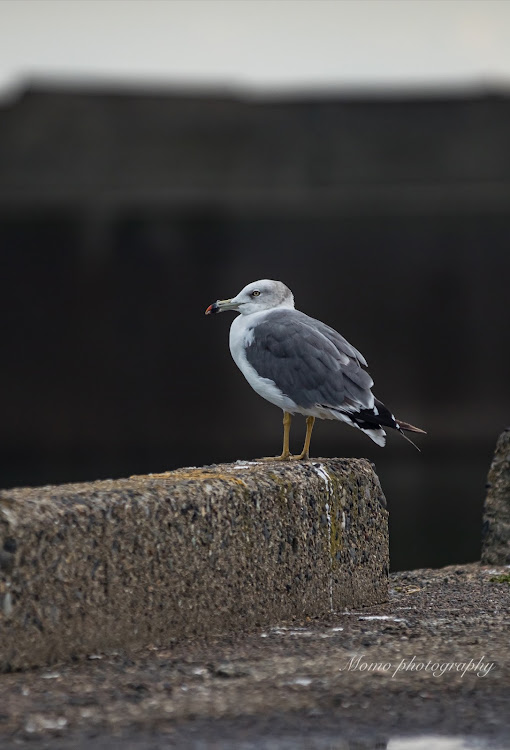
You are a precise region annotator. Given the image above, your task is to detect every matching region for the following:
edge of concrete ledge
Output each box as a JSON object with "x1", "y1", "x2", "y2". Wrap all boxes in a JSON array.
[
  {"x1": 0, "y1": 458, "x2": 388, "y2": 671},
  {"x1": 481, "y1": 427, "x2": 510, "y2": 565}
]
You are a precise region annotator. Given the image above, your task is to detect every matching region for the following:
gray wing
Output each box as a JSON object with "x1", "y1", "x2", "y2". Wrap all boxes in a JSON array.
[
  {"x1": 305, "y1": 315, "x2": 368, "y2": 367},
  {"x1": 245, "y1": 309, "x2": 373, "y2": 410}
]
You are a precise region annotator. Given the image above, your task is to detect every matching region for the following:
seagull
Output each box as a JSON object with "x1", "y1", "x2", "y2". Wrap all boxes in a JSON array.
[{"x1": 205, "y1": 279, "x2": 425, "y2": 460}]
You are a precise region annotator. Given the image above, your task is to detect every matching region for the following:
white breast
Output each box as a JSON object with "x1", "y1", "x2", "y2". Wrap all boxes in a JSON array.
[{"x1": 229, "y1": 312, "x2": 297, "y2": 413}]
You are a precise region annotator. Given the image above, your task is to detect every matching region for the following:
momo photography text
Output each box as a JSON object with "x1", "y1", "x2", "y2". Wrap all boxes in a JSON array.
[{"x1": 340, "y1": 654, "x2": 495, "y2": 678}]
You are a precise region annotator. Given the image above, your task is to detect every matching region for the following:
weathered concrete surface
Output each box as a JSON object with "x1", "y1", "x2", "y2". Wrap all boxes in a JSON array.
[
  {"x1": 481, "y1": 428, "x2": 510, "y2": 564},
  {"x1": 0, "y1": 564, "x2": 508, "y2": 747},
  {"x1": 0, "y1": 458, "x2": 388, "y2": 672}
]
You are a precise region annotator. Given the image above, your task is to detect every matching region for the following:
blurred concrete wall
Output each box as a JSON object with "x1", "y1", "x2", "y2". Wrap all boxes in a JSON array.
[{"x1": 1, "y1": 86, "x2": 509, "y2": 569}]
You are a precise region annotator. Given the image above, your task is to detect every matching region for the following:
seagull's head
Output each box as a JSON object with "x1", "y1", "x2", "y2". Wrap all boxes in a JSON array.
[{"x1": 205, "y1": 279, "x2": 295, "y2": 316}]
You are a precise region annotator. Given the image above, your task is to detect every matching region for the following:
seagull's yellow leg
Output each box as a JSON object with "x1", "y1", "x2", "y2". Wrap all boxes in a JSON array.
[
  {"x1": 280, "y1": 410, "x2": 292, "y2": 459},
  {"x1": 262, "y1": 411, "x2": 292, "y2": 461},
  {"x1": 293, "y1": 416, "x2": 315, "y2": 460}
]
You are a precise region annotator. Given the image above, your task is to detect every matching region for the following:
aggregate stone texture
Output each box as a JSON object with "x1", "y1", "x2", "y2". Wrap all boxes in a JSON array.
[
  {"x1": 0, "y1": 458, "x2": 388, "y2": 672},
  {"x1": 0, "y1": 564, "x2": 508, "y2": 748},
  {"x1": 482, "y1": 428, "x2": 510, "y2": 564}
]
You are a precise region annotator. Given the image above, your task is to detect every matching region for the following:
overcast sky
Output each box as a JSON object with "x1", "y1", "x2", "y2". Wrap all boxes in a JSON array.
[{"x1": 1, "y1": 0, "x2": 510, "y2": 99}]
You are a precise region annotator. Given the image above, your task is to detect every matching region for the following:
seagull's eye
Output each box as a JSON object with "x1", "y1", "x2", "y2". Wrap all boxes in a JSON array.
[{"x1": 251, "y1": 290, "x2": 261, "y2": 297}]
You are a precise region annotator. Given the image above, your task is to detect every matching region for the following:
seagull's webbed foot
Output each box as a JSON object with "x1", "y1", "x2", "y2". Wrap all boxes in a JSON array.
[
  {"x1": 290, "y1": 450, "x2": 310, "y2": 461},
  {"x1": 260, "y1": 451, "x2": 293, "y2": 462}
]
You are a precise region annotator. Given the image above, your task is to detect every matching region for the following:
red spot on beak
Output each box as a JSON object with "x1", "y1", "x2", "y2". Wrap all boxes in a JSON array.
[{"x1": 205, "y1": 302, "x2": 219, "y2": 315}]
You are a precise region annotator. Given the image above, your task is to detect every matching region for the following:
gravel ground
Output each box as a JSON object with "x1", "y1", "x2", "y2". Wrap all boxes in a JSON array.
[{"x1": 0, "y1": 563, "x2": 509, "y2": 749}]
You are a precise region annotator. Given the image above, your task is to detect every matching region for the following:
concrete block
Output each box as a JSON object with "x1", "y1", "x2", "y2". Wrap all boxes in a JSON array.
[
  {"x1": 482, "y1": 428, "x2": 510, "y2": 564},
  {"x1": 0, "y1": 458, "x2": 388, "y2": 671}
]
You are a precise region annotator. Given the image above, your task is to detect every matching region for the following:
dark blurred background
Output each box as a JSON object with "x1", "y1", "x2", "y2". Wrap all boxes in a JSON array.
[{"x1": 1, "y1": 1, "x2": 509, "y2": 571}]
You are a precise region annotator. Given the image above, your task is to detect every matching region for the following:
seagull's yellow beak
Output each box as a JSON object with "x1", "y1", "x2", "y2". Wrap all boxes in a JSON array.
[{"x1": 205, "y1": 298, "x2": 238, "y2": 315}]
